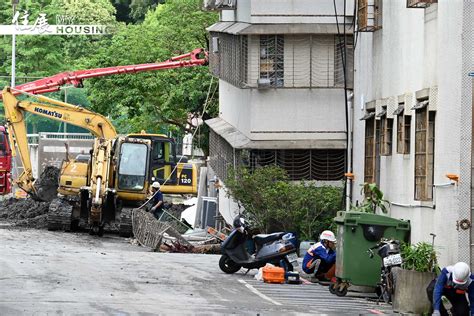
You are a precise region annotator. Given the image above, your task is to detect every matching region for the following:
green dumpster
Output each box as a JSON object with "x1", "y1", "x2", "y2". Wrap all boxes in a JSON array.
[{"x1": 334, "y1": 211, "x2": 410, "y2": 289}]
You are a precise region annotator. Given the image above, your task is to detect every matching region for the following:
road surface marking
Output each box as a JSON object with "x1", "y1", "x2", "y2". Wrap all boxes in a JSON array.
[{"x1": 238, "y1": 279, "x2": 282, "y2": 306}]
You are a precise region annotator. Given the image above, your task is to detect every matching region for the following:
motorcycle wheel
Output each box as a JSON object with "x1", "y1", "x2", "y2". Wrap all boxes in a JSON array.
[{"x1": 219, "y1": 255, "x2": 242, "y2": 274}]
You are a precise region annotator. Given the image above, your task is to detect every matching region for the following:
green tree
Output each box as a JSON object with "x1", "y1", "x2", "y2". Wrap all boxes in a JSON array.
[
  {"x1": 226, "y1": 166, "x2": 344, "y2": 240},
  {"x1": 84, "y1": 0, "x2": 218, "y2": 139}
]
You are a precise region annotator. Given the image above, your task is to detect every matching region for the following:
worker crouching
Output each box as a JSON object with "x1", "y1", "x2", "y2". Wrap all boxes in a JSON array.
[
  {"x1": 427, "y1": 261, "x2": 474, "y2": 316},
  {"x1": 302, "y1": 230, "x2": 337, "y2": 282}
]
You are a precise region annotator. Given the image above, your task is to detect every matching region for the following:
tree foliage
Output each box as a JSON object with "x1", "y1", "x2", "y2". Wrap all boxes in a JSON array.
[
  {"x1": 83, "y1": 0, "x2": 218, "y2": 137},
  {"x1": 0, "y1": 0, "x2": 218, "y2": 141},
  {"x1": 226, "y1": 166, "x2": 344, "y2": 241}
]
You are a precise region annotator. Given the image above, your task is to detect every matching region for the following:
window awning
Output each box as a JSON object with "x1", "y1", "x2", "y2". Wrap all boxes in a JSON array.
[
  {"x1": 411, "y1": 100, "x2": 429, "y2": 110},
  {"x1": 206, "y1": 117, "x2": 346, "y2": 149},
  {"x1": 393, "y1": 104, "x2": 404, "y2": 116},
  {"x1": 206, "y1": 22, "x2": 354, "y2": 35},
  {"x1": 376, "y1": 108, "x2": 387, "y2": 118},
  {"x1": 360, "y1": 112, "x2": 375, "y2": 121}
]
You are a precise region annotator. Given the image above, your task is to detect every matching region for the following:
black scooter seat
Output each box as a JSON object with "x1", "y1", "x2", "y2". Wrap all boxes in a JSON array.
[{"x1": 253, "y1": 232, "x2": 286, "y2": 246}]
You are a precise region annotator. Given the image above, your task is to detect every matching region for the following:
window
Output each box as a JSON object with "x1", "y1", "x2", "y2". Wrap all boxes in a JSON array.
[
  {"x1": 364, "y1": 113, "x2": 376, "y2": 183},
  {"x1": 379, "y1": 110, "x2": 393, "y2": 156},
  {"x1": 246, "y1": 149, "x2": 346, "y2": 181},
  {"x1": 414, "y1": 105, "x2": 435, "y2": 201},
  {"x1": 209, "y1": 32, "x2": 248, "y2": 87},
  {"x1": 396, "y1": 105, "x2": 411, "y2": 154},
  {"x1": 335, "y1": 36, "x2": 354, "y2": 88},
  {"x1": 259, "y1": 35, "x2": 284, "y2": 87},
  {"x1": 118, "y1": 143, "x2": 148, "y2": 191},
  {"x1": 357, "y1": 0, "x2": 383, "y2": 32}
]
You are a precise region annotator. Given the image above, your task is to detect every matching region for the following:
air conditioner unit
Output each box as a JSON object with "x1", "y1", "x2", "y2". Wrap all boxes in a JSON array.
[
  {"x1": 257, "y1": 78, "x2": 271, "y2": 88},
  {"x1": 407, "y1": 0, "x2": 437, "y2": 8},
  {"x1": 200, "y1": 197, "x2": 217, "y2": 228}
]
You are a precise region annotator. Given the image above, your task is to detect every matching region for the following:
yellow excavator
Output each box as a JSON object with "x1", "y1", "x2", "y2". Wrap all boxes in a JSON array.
[
  {"x1": 1, "y1": 49, "x2": 205, "y2": 236},
  {"x1": 3, "y1": 88, "x2": 152, "y2": 236}
]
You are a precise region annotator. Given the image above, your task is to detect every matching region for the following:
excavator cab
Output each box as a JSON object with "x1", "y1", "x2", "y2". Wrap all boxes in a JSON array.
[
  {"x1": 116, "y1": 141, "x2": 150, "y2": 192},
  {"x1": 127, "y1": 133, "x2": 197, "y2": 195},
  {"x1": 0, "y1": 126, "x2": 12, "y2": 195}
]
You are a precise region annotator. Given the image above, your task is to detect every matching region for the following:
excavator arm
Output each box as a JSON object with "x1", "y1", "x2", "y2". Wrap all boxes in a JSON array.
[{"x1": 2, "y1": 87, "x2": 117, "y2": 199}]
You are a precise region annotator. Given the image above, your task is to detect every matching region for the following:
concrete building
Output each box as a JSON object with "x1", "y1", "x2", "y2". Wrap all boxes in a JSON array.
[
  {"x1": 203, "y1": 0, "x2": 354, "y2": 222},
  {"x1": 352, "y1": 0, "x2": 474, "y2": 266}
]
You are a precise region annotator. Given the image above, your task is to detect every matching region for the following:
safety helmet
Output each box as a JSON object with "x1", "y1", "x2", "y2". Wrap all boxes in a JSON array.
[
  {"x1": 453, "y1": 262, "x2": 471, "y2": 285},
  {"x1": 320, "y1": 230, "x2": 337, "y2": 243},
  {"x1": 151, "y1": 182, "x2": 161, "y2": 189}
]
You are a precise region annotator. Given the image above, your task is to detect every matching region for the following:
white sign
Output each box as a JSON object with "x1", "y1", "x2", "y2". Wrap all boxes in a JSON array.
[{"x1": 0, "y1": 10, "x2": 113, "y2": 35}]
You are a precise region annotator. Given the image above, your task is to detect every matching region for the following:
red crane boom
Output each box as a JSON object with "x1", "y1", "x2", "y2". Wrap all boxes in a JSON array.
[
  {"x1": 2, "y1": 48, "x2": 207, "y2": 98},
  {"x1": 0, "y1": 48, "x2": 207, "y2": 196}
]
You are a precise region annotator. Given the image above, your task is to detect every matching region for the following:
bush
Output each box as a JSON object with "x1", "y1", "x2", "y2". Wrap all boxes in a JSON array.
[
  {"x1": 225, "y1": 166, "x2": 343, "y2": 241},
  {"x1": 400, "y1": 242, "x2": 438, "y2": 273}
]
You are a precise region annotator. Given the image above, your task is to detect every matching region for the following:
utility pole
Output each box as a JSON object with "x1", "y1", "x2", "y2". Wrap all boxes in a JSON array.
[{"x1": 11, "y1": 0, "x2": 19, "y2": 88}]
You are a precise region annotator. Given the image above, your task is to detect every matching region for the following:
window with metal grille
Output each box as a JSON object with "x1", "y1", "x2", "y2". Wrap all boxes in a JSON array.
[
  {"x1": 209, "y1": 32, "x2": 248, "y2": 87},
  {"x1": 414, "y1": 106, "x2": 435, "y2": 201},
  {"x1": 246, "y1": 149, "x2": 345, "y2": 181},
  {"x1": 364, "y1": 115, "x2": 376, "y2": 183},
  {"x1": 259, "y1": 35, "x2": 284, "y2": 87},
  {"x1": 208, "y1": 130, "x2": 240, "y2": 180},
  {"x1": 335, "y1": 36, "x2": 354, "y2": 88},
  {"x1": 396, "y1": 106, "x2": 411, "y2": 154}
]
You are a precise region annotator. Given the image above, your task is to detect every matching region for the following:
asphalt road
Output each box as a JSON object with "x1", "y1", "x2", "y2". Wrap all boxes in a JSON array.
[{"x1": 0, "y1": 224, "x2": 390, "y2": 315}]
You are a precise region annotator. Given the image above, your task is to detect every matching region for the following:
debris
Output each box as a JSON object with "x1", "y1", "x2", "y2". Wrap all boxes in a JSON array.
[
  {"x1": 132, "y1": 208, "x2": 193, "y2": 251},
  {"x1": 33, "y1": 166, "x2": 60, "y2": 202},
  {"x1": 206, "y1": 226, "x2": 227, "y2": 242},
  {"x1": 0, "y1": 197, "x2": 50, "y2": 228}
]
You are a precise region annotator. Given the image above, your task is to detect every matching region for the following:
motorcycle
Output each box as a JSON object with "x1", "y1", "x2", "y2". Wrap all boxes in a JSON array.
[
  {"x1": 367, "y1": 239, "x2": 403, "y2": 303},
  {"x1": 219, "y1": 216, "x2": 298, "y2": 274}
]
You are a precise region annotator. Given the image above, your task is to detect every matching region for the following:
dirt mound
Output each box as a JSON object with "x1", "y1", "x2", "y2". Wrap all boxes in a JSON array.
[
  {"x1": 34, "y1": 166, "x2": 60, "y2": 202},
  {"x1": 0, "y1": 197, "x2": 50, "y2": 228}
]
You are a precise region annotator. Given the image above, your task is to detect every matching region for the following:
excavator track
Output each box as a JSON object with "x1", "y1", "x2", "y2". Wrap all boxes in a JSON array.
[
  {"x1": 118, "y1": 208, "x2": 133, "y2": 237},
  {"x1": 47, "y1": 198, "x2": 73, "y2": 231}
]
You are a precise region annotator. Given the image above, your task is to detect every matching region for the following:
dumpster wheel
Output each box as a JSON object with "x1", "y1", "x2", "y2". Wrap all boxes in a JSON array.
[{"x1": 329, "y1": 279, "x2": 349, "y2": 297}]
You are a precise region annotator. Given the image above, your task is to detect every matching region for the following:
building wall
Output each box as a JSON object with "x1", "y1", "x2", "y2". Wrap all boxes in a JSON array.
[
  {"x1": 221, "y1": 0, "x2": 354, "y2": 24},
  {"x1": 352, "y1": 1, "x2": 465, "y2": 266},
  {"x1": 219, "y1": 80, "x2": 346, "y2": 143}
]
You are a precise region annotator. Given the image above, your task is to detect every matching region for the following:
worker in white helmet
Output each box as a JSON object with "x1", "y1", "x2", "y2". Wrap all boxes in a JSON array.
[
  {"x1": 302, "y1": 230, "x2": 337, "y2": 282},
  {"x1": 149, "y1": 182, "x2": 164, "y2": 220},
  {"x1": 427, "y1": 261, "x2": 474, "y2": 315}
]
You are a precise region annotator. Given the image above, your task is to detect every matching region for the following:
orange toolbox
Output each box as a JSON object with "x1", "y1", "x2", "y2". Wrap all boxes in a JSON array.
[{"x1": 262, "y1": 266, "x2": 285, "y2": 284}]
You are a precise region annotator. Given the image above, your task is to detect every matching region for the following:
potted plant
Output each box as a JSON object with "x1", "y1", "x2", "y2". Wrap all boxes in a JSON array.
[{"x1": 392, "y1": 241, "x2": 438, "y2": 314}]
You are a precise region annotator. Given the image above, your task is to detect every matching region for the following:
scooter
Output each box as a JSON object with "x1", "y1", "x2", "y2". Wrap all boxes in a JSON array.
[
  {"x1": 219, "y1": 216, "x2": 298, "y2": 274},
  {"x1": 367, "y1": 239, "x2": 403, "y2": 303}
]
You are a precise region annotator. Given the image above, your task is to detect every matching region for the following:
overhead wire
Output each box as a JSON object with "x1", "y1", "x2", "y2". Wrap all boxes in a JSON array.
[{"x1": 139, "y1": 75, "x2": 216, "y2": 209}]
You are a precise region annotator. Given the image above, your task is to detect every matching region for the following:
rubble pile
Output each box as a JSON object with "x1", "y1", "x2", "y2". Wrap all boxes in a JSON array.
[
  {"x1": 0, "y1": 166, "x2": 60, "y2": 228},
  {"x1": 0, "y1": 197, "x2": 50, "y2": 228}
]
